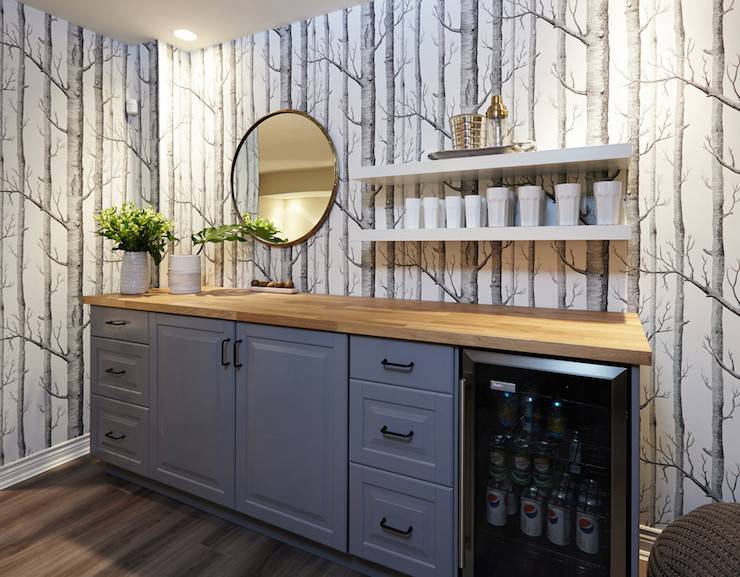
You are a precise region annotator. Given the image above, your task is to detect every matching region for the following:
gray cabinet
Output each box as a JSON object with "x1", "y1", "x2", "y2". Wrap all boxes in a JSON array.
[
  {"x1": 235, "y1": 323, "x2": 348, "y2": 552},
  {"x1": 150, "y1": 313, "x2": 236, "y2": 508},
  {"x1": 91, "y1": 395, "x2": 149, "y2": 476}
]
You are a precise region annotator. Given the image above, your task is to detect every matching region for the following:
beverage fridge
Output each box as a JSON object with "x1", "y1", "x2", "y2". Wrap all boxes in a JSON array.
[{"x1": 459, "y1": 350, "x2": 639, "y2": 577}]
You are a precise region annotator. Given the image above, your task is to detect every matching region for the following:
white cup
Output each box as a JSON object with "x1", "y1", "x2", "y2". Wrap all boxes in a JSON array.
[
  {"x1": 464, "y1": 195, "x2": 483, "y2": 228},
  {"x1": 555, "y1": 183, "x2": 581, "y2": 226},
  {"x1": 593, "y1": 181, "x2": 622, "y2": 225},
  {"x1": 404, "y1": 197, "x2": 421, "y2": 229},
  {"x1": 445, "y1": 196, "x2": 463, "y2": 228},
  {"x1": 423, "y1": 197, "x2": 440, "y2": 228},
  {"x1": 486, "y1": 186, "x2": 513, "y2": 227},
  {"x1": 518, "y1": 185, "x2": 544, "y2": 227}
]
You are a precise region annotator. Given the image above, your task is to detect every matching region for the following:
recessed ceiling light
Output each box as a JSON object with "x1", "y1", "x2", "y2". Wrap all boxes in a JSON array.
[{"x1": 173, "y1": 29, "x2": 198, "y2": 42}]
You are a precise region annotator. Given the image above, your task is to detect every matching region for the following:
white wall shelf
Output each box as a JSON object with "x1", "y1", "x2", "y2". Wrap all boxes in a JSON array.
[
  {"x1": 350, "y1": 143, "x2": 630, "y2": 186},
  {"x1": 351, "y1": 225, "x2": 630, "y2": 243}
]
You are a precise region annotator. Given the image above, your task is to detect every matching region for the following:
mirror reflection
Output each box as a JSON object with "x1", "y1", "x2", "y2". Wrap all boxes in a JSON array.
[{"x1": 231, "y1": 110, "x2": 337, "y2": 246}]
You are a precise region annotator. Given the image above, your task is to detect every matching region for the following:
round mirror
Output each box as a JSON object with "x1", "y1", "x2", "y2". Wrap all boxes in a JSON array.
[{"x1": 231, "y1": 110, "x2": 338, "y2": 247}]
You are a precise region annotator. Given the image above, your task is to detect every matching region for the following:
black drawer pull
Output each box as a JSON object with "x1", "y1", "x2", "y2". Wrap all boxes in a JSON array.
[
  {"x1": 234, "y1": 339, "x2": 243, "y2": 368},
  {"x1": 221, "y1": 338, "x2": 231, "y2": 366},
  {"x1": 105, "y1": 320, "x2": 128, "y2": 326},
  {"x1": 380, "y1": 517, "x2": 413, "y2": 538},
  {"x1": 104, "y1": 368, "x2": 126, "y2": 376},
  {"x1": 380, "y1": 425, "x2": 414, "y2": 441},
  {"x1": 104, "y1": 431, "x2": 126, "y2": 441},
  {"x1": 381, "y1": 359, "x2": 415, "y2": 372}
]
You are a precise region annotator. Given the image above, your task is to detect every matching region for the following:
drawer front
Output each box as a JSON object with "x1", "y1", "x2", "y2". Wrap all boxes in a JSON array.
[
  {"x1": 91, "y1": 395, "x2": 149, "y2": 476},
  {"x1": 91, "y1": 307, "x2": 149, "y2": 344},
  {"x1": 350, "y1": 380, "x2": 453, "y2": 486},
  {"x1": 91, "y1": 338, "x2": 149, "y2": 406},
  {"x1": 350, "y1": 336, "x2": 455, "y2": 393},
  {"x1": 349, "y1": 464, "x2": 454, "y2": 577}
]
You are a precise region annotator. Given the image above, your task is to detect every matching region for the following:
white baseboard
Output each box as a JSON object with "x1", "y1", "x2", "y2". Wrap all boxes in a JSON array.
[{"x1": 0, "y1": 434, "x2": 90, "y2": 490}]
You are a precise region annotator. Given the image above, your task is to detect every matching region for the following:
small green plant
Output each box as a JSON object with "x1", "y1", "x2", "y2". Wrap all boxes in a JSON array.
[
  {"x1": 191, "y1": 216, "x2": 286, "y2": 254},
  {"x1": 95, "y1": 203, "x2": 176, "y2": 265}
]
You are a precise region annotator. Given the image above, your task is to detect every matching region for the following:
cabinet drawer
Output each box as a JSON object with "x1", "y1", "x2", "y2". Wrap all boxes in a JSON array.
[
  {"x1": 350, "y1": 380, "x2": 453, "y2": 486},
  {"x1": 91, "y1": 307, "x2": 149, "y2": 344},
  {"x1": 91, "y1": 395, "x2": 149, "y2": 476},
  {"x1": 350, "y1": 336, "x2": 455, "y2": 393},
  {"x1": 92, "y1": 338, "x2": 149, "y2": 406},
  {"x1": 349, "y1": 464, "x2": 454, "y2": 577}
]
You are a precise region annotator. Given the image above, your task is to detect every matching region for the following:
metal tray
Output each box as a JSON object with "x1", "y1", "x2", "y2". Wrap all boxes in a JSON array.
[{"x1": 428, "y1": 141, "x2": 536, "y2": 160}]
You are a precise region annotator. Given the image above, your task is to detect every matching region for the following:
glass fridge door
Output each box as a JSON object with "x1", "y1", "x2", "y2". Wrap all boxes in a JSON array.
[{"x1": 461, "y1": 350, "x2": 633, "y2": 577}]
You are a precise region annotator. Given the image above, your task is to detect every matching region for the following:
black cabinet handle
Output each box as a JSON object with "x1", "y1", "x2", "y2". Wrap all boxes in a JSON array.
[
  {"x1": 234, "y1": 339, "x2": 243, "y2": 368},
  {"x1": 380, "y1": 425, "x2": 414, "y2": 441},
  {"x1": 104, "y1": 368, "x2": 126, "y2": 375},
  {"x1": 104, "y1": 431, "x2": 126, "y2": 441},
  {"x1": 105, "y1": 320, "x2": 128, "y2": 326},
  {"x1": 379, "y1": 517, "x2": 413, "y2": 538},
  {"x1": 221, "y1": 338, "x2": 231, "y2": 366},
  {"x1": 381, "y1": 358, "x2": 415, "y2": 372}
]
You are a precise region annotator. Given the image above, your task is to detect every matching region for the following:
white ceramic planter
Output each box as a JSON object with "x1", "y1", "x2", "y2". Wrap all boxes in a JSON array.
[
  {"x1": 593, "y1": 181, "x2": 622, "y2": 225},
  {"x1": 555, "y1": 183, "x2": 581, "y2": 226},
  {"x1": 120, "y1": 251, "x2": 150, "y2": 295},
  {"x1": 404, "y1": 197, "x2": 421, "y2": 229},
  {"x1": 169, "y1": 254, "x2": 202, "y2": 294},
  {"x1": 518, "y1": 185, "x2": 544, "y2": 227},
  {"x1": 423, "y1": 197, "x2": 440, "y2": 228},
  {"x1": 486, "y1": 187, "x2": 513, "y2": 227},
  {"x1": 464, "y1": 195, "x2": 483, "y2": 228},
  {"x1": 445, "y1": 196, "x2": 463, "y2": 228}
]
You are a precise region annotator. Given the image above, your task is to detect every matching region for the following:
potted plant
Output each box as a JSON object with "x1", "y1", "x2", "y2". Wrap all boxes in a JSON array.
[{"x1": 95, "y1": 203, "x2": 175, "y2": 294}]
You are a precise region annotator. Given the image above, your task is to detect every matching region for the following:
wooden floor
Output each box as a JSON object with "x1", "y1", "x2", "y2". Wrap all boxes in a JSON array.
[
  {"x1": 0, "y1": 456, "x2": 650, "y2": 577},
  {"x1": 0, "y1": 456, "x2": 362, "y2": 577}
]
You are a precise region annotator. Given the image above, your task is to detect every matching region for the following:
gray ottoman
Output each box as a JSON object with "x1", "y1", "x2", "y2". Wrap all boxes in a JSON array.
[{"x1": 648, "y1": 503, "x2": 740, "y2": 577}]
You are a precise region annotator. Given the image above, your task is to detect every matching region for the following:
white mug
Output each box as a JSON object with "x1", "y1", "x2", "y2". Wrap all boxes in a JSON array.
[
  {"x1": 445, "y1": 196, "x2": 463, "y2": 228},
  {"x1": 464, "y1": 195, "x2": 483, "y2": 228},
  {"x1": 423, "y1": 197, "x2": 440, "y2": 228},
  {"x1": 518, "y1": 185, "x2": 544, "y2": 227},
  {"x1": 486, "y1": 186, "x2": 512, "y2": 227},
  {"x1": 404, "y1": 197, "x2": 421, "y2": 229},
  {"x1": 593, "y1": 181, "x2": 622, "y2": 225},
  {"x1": 555, "y1": 183, "x2": 581, "y2": 226}
]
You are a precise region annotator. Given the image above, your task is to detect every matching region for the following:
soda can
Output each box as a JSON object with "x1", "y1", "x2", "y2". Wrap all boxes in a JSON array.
[
  {"x1": 575, "y1": 512, "x2": 600, "y2": 554},
  {"x1": 486, "y1": 480, "x2": 508, "y2": 527},
  {"x1": 547, "y1": 504, "x2": 571, "y2": 546},
  {"x1": 506, "y1": 484, "x2": 520, "y2": 516},
  {"x1": 547, "y1": 399, "x2": 567, "y2": 440},
  {"x1": 520, "y1": 393, "x2": 542, "y2": 435},
  {"x1": 497, "y1": 392, "x2": 519, "y2": 429}
]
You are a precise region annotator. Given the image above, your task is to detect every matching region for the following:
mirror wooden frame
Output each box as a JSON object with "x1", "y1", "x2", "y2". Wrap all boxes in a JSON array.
[{"x1": 230, "y1": 108, "x2": 339, "y2": 248}]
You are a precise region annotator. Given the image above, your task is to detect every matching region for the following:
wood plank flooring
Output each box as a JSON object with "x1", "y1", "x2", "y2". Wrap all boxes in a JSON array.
[
  {"x1": 0, "y1": 456, "x2": 650, "y2": 576},
  {"x1": 0, "y1": 457, "x2": 362, "y2": 577}
]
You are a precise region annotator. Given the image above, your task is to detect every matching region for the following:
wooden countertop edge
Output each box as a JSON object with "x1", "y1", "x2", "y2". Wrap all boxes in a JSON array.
[{"x1": 82, "y1": 293, "x2": 652, "y2": 366}]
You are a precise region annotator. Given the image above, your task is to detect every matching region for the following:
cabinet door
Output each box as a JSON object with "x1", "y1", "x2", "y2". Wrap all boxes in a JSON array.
[
  {"x1": 151, "y1": 314, "x2": 235, "y2": 507},
  {"x1": 235, "y1": 323, "x2": 348, "y2": 552}
]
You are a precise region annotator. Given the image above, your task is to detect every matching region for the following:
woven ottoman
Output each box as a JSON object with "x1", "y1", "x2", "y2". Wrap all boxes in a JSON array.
[{"x1": 648, "y1": 503, "x2": 740, "y2": 577}]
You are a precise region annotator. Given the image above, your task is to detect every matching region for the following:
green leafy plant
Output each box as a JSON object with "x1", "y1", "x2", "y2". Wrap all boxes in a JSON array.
[
  {"x1": 95, "y1": 203, "x2": 176, "y2": 265},
  {"x1": 191, "y1": 216, "x2": 287, "y2": 255}
]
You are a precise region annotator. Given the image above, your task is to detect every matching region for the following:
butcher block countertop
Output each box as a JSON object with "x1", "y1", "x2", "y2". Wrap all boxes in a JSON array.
[{"x1": 82, "y1": 289, "x2": 652, "y2": 366}]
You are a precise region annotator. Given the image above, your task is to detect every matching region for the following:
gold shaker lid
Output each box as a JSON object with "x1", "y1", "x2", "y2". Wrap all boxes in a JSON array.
[{"x1": 486, "y1": 95, "x2": 508, "y2": 119}]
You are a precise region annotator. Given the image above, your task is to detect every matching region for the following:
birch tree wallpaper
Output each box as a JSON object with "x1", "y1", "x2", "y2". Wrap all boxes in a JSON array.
[
  {"x1": 0, "y1": 0, "x2": 157, "y2": 462},
  {"x1": 0, "y1": 0, "x2": 739, "y2": 533}
]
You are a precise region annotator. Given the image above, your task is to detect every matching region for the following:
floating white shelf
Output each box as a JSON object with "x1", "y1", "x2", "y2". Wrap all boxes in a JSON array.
[
  {"x1": 351, "y1": 225, "x2": 630, "y2": 243},
  {"x1": 351, "y1": 143, "x2": 631, "y2": 186}
]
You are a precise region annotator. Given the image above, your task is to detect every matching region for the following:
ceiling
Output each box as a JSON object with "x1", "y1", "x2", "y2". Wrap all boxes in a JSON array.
[{"x1": 24, "y1": 0, "x2": 359, "y2": 50}]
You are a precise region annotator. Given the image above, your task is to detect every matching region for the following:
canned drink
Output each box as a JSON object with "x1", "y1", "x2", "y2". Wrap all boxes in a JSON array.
[
  {"x1": 486, "y1": 479, "x2": 508, "y2": 527},
  {"x1": 497, "y1": 392, "x2": 519, "y2": 429},
  {"x1": 520, "y1": 392, "x2": 542, "y2": 435},
  {"x1": 547, "y1": 399, "x2": 567, "y2": 440},
  {"x1": 533, "y1": 440, "x2": 552, "y2": 484},
  {"x1": 506, "y1": 484, "x2": 520, "y2": 516},
  {"x1": 568, "y1": 430, "x2": 583, "y2": 475},
  {"x1": 520, "y1": 485, "x2": 547, "y2": 538},
  {"x1": 575, "y1": 479, "x2": 601, "y2": 554},
  {"x1": 547, "y1": 474, "x2": 573, "y2": 546}
]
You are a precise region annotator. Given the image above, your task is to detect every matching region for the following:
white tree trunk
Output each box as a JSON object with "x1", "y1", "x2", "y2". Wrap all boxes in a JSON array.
[
  {"x1": 323, "y1": 15, "x2": 331, "y2": 295},
  {"x1": 413, "y1": 0, "x2": 423, "y2": 300},
  {"x1": 276, "y1": 25, "x2": 294, "y2": 282},
  {"x1": 167, "y1": 45, "x2": 176, "y2": 258},
  {"x1": 148, "y1": 41, "x2": 160, "y2": 285},
  {"x1": 490, "y1": 0, "x2": 503, "y2": 305},
  {"x1": 67, "y1": 24, "x2": 86, "y2": 438},
  {"x1": 436, "y1": 0, "x2": 447, "y2": 302},
  {"x1": 184, "y1": 51, "x2": 193, "y2": 255},
  {"x1": 526, "y1": 0, "x2": 537, "y2": 307},
  {"x1": 15, "y1": 2, "x2": 27, "y2": 457},
  {"x1": 122, "y1": 45, "x2": 130, "y2": 203},
  {"x1": 671, "y1": 0, "x2": 686, "y2": 518},
  {"x1": 341, "y1": 9, "x2": 351, "y2": 296},
  {"x1": 385, "y1": 1, "x2": 396, "y2": 299},
  {"x1": 625, "y1": 0, "x2": 641, "y2": 314},
  {"x1": 94, "y1": 35, "x2": 105, "y2": 294},
  {"x1": 0, "y1": 0, "x2": 6, "y2": 465},
  {"x1": 230, "y1": 40, "x2": 239, "y2": 286},
  {"x1": 360, "y1": 3, "x2": 377, "y2": 297},
  {"x1": 300, "y1": 21, "x2": 309, "y2": 292},
  {"x1": 214, "y1": 43, "x2": 225, "y2": 286},
  {"x1": 709, "y1": 0, "x2": 726, "y2": 499}
]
